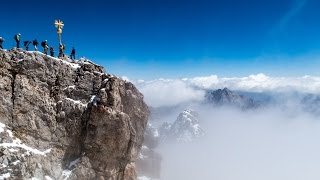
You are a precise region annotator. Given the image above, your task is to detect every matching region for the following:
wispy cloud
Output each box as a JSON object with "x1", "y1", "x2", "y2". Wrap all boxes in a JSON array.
[
  {"x1": 270, "y1": 0, "x2": 308, "y2": 34},
  {"x1": 135, "y1": 79, "x2": 204, "y2": 107},
  {"x1": 184, "y1": 73, "x2": 320, "y2": 93}
]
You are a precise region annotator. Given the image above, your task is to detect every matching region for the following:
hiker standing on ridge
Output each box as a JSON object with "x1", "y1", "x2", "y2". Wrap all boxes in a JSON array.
[
  {"x1": 70, "y1": 47, "x2": 76, "y2": 60},
  {"x1": 23, "y1": 40, "x2": 31, "y2": 51},
  {"x1": 58, "y1": 43, "x2": 65, "y2": 58},
  {"x1": 50, "y1": 46, "x2": 54, "y2": 57},
  {"x1": 33, "y1": 39, "x2": 38, "y2": 51},
  {"x1": 14, "y1": 33, "x2": 21, "y2": 48},
  {"x1": 41, "y1": 40, "x2": 49, "y2": 55},
  {"x1": 0, "y1": 37, "x2": 4, "y2": 49}
]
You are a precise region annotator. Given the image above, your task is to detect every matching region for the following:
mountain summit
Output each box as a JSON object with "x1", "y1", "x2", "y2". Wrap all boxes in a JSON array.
[
  {"x1": 158, "y1": 109, "x2": 205, "y2": 143},
  {"x1": 0, "y1": 49, "x2": 149, "y2": 180},
  {"x1": 205, "y1": 87, "x2": 258, "y2": 109}
]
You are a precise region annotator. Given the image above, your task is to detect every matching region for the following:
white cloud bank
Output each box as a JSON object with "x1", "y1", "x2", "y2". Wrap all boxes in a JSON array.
[
  {"x1": 184, "y1": 73, "x2": 320, "y2": 93},
  {"x1": 132, "y1": 73, "x2": 320, "y2": 179},
  {"x1": 159, "y1": 107, "x2": 320, "y2": 180},
  {"x1": 135, "y1": 79, "x2": 204, "y2": 108},
  {"x1": 134, "y1": 73, "x2": 320, "y2": 107}
]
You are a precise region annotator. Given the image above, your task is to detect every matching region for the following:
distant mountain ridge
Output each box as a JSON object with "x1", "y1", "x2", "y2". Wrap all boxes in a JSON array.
[{"x1": 205, "y1": 87, "x2": 259, "y2": 109}]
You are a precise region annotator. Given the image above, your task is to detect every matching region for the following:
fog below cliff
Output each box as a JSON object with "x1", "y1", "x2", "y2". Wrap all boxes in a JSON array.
[
  {"x1": 159, "y1": 107, "x2": 320, "y2": 180},
  {"x1": 134, "y1": 77, "x2": 320, "y2": 180}
]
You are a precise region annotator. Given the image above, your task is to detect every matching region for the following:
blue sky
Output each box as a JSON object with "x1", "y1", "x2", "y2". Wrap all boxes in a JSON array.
[{"x1": 2, "y1": 0, "x2": 320, "y2": 79}]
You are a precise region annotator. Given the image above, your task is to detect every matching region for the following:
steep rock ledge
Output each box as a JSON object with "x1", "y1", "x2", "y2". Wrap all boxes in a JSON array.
[{"x1": 0, "y1": 49, "x2": 149, "y2": 180}]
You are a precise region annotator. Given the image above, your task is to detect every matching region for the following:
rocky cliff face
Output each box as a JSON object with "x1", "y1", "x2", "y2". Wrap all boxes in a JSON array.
[{"x1": 0, "y1": 49, "x2": 149, "y2": 180}]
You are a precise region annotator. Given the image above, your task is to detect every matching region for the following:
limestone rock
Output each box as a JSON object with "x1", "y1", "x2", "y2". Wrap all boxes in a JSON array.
[{"x1": 0, "y1": 49, "x2": 149, "y2": 180}]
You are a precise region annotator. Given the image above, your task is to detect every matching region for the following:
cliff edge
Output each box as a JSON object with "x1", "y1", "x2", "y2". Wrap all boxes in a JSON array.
[{"x1": 0, "y1": 49, "x2": 149, "y2": 180}]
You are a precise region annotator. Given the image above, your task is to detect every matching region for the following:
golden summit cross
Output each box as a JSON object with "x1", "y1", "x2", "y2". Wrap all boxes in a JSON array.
[
  {"x1": 55, "y1": 19, "x2": 64, "y2": 44},
  {"x1": 55, "y1": 19, "x2": 64, "y2": 32}
]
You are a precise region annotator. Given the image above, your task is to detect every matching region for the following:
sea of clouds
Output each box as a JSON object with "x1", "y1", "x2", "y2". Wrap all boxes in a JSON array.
[
  {"x1": 159, "y1": 107, "x2": 320, "y2": 180},
  {"x1": 131, "y1": 74, "x2": 320, "y2": 180},
  {"x1": 131, "y1": 73, "x2": 320, "y2": 107}
]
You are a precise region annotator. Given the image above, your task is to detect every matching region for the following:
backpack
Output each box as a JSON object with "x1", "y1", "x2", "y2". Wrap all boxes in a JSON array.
[
  {"x1": 33, "y1": 40, "x2": 38, "y2": 46},
  {"x1": 41, "y1": 41, "x2": 46, "y2": 47},
  {"x1": 24, "y1": 41, "x2": 29, "y2": 46}
]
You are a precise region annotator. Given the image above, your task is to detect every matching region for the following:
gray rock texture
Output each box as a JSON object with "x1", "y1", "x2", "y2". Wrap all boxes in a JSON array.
[{"x1": 0, "y1": 48, "x2": 149, "y2": 180}]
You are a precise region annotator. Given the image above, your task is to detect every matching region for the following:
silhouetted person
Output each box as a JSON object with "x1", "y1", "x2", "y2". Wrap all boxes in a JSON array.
[
  {"x1": 32, "y1": 39, "x2": 38, "y2": 51},
  {"x1": 50, "y1": 46, "x2": 54, "y2": 57},
  {"x1": 41, "y1": 40, "x2": 48, "y2": 55},
  {"x1": 0, "y1": 37, "x2": 4, "y2": 49},
  {"x1": 58, "y1": 43, "x2": 65, "y2": 58},
  {"x1": 14, "y1": 33, "x2": 21, "y2": 48},
  {"x1": 23, "y1": 41, "x2": 31, "y2": 50},
  {"x1": 70, "y1": 47, "x2": 76, "y2": 60}
]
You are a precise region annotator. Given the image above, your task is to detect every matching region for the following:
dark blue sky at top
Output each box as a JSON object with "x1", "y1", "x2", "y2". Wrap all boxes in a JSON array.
[{"x1": 2, "y1": 0, "x2": 320, "y2": 79}]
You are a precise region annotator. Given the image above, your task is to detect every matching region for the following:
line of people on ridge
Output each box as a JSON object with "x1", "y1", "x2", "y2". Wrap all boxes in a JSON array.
[{"x1": 0, "y1": 33, "x2": 76, "y2": 60}]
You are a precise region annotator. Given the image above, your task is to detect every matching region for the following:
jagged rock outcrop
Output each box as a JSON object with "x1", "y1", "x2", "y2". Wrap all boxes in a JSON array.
[
  {"x1": 0, "y1": 49, "x2": 149, "y2": 180},
  {"x1": 205, "y1": 87, "x2": 258, "y2": 109},
  {"x1": 159, "y1": 109, "x2": 205, "y2": 143}
]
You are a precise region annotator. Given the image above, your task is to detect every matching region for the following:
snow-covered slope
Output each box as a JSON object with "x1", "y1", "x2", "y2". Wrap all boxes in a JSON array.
[{"x1": 159, "y1": 109, "x2": 205, "y2": 143}]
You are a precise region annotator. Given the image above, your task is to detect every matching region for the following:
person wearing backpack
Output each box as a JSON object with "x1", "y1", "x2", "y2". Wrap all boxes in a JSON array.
[
  {"x1": 41, "y1": 40, "x2": 49, "y2": 55},
  {"x1": 32, "y1": 39, "x2": 38, "y2": 51},
  {"x1": 0, "y1": 37, "x2": 4, "y2": 49},
  {"x1": 23, "y1": 40, "x2": 31, "y2": 51},
  {"x1": 58, "y1": 43, "x2": 65, "y2": 58},
  {"x1": 14, "y1": 33, "x2": 21, "y2": 48},
  {"x1": 50, "y1": 46, "x2": 54, "y2": 57}
]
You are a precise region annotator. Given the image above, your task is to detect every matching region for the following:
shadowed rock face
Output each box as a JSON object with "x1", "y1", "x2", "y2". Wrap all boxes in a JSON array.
[{"x1": 0, "y1": 49, "x2": 149, "y2": 180}]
